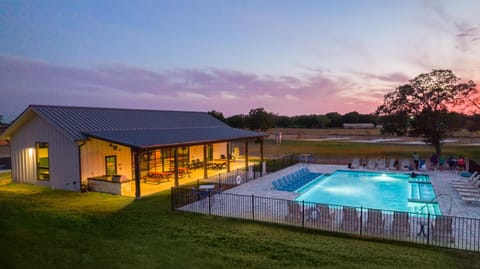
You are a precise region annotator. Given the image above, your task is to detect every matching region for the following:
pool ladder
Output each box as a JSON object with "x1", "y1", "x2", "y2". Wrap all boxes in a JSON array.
[{"x1": 416, "y1": 193, "x2": 452, "y2": 215}]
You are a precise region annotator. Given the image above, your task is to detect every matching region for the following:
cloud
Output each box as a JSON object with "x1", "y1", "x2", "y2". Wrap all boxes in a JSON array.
[{"x1": 0, "y1": 55, "x2": 405, "y2": 121}]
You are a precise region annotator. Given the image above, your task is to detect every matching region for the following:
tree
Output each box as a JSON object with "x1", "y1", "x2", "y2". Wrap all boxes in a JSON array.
[
  {"x1": 376, "y1": 69, "x2": 477, "y2": 156},
  {"x1": 208, "y1": 110, "x2": 226, "y2": 122},
  {"x1": 326, "y1": 112, "x2": 343, "y2": 128},
  {"x1": 247, "y1": 108, "x2": 275, "y2": 131},
  {"x1": 226, "y1": 114, "x2": 247, "y2": 129}
]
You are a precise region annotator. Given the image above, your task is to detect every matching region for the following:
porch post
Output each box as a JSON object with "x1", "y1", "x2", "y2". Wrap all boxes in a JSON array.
[
  {"x1": 174, "y1": 147, "x2": 179, "y2": 187},
  {"x1": 203, "y1": 144, "x2": 208, "y2": 179},
  {"x1": 226, "y1": 142, "x2": 231, "y2": 172},
  {"x1": 260, "y1": 139, "x2": 264, "y2": 176},
  {"x1": 244, "y1": 140, "x2": 249, "y2": 172},
  {"x1": 134, "y1": 149, "x2": 142, "y2": 199}
]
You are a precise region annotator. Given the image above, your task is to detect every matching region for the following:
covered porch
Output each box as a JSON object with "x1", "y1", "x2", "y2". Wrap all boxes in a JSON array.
[{"x1": 82, "y1": 127, "x2": 266, "y2": 198}]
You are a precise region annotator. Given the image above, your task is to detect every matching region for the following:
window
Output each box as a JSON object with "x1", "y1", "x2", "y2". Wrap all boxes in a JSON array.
[
  {"x1": 105, "y1": 156, "x2": 117, "y2": 176},
  {"x1": 36, "y1": 142, "x2": 49, "y2": 181}
]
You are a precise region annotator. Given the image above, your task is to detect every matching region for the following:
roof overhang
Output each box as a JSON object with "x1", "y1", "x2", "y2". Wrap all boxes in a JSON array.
[{"x1": 83, "y1": 127, "x2": 267, "y2": 150}]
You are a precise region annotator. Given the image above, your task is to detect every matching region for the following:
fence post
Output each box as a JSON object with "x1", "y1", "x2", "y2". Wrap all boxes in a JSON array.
[
  {"x1": 252, "y1": 195, "x2": 255, "y2": 221},
  {"x1": 302, "y1": 200, "x2": 305, "y2": 229},
  {"x1": 359, "y1": 206, "x2": 363, "y2": 235},
  {"x1": 427, "y1": 213, "x2": 430, "y2": 246},
  {"x1": 208, "y1": 191, "x2": 211, "y2": 216}
]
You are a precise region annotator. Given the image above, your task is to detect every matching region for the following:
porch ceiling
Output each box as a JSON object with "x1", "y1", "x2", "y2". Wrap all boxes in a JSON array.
[{"x1": 83, "y1": 126, "x2": 266, "y2": 149}]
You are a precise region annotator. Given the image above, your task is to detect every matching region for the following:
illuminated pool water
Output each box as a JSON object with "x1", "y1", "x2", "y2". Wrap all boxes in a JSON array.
[{"x1": 295, "y1": 170, "x2": 442, "y2": 215}]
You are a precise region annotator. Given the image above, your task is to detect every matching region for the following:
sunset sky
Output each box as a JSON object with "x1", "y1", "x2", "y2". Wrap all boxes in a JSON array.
[{"x1": 1, "y1": 0, "x2": 480, "y2": 122}]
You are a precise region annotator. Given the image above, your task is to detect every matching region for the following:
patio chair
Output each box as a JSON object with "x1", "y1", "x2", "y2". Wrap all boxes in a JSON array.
[
  {"x1": 376, "y1": 158, "x2": 386, "y2": 170},
  {"x1": 341, "y1": 207, "x2": 359, "y2": 233},
  {"x1": 365, "y1": 208, "x2": 385, "y2": 235},
  {"x1": 387, "y1": 159, "x2": 397, "y2": 170},
  {"x1": 461, "y1": 195, "x2": 480, "y2": 203},
  {"x1": 431, "y1": 216, "x2": 454, "y2": 243},
  {"x1": 285, "y1": 201, "x2": 303, "y2": 223},
  {"x1": 313, "y1": 204, "x2": 335, "y2": 229},
  {"x1": 350, "y1": 158, "x2": 361, "y2": 169},
  {"x1": 400, "y1": 159, "x2": 410, "y2": 170},
  {"x1": 453, "y1": 177, "x2": 480, "y2": 191},
  {"x1": 392, "y1": 211, "x2": 410, "y2": 238},
  {"x1": 451, "y1": 174, "x2": 480, "y2": 187},
  {"x1": 367, "y1": 159, "x2": 376, "y2": 169},
  {"x1": 450, "y1": 171, "x2": 479, "y2": 184}
]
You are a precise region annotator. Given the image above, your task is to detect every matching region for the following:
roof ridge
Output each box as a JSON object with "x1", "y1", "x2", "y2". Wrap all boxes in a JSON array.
[
  {"x1": 85, "y1": 126, "x2": 227, "y2": 132},
  {"x1": 29, "y1": 104, "x2": 207, "y2": 114}
]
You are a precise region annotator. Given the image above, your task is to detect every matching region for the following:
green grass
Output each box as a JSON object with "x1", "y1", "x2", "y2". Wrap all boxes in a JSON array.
[
  {"x1": 251, "y1": 139, "x2": 480, "y2": 160},
  {"x1": 1, "y1": 173, "x2": 479, "y2": 269}
]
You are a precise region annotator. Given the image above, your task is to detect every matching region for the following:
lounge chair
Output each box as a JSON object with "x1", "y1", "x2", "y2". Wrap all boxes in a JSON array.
[
  {"x1": 450, "y1": 171, "x2": 479, "y2": 184},
  {"x1": 454, "y1": 178, "x2": 480, "y2": 191},
  {"x1": 392, "y1": 211, "x2": 410, "y2": 238},
  {"x1": 365, "y1": 208, "x2": 385, "y2": 235},
  {"x1": 461, "y1": 195, "x2": 480, "y2": 203},
  {"x1": 351, "y1": 158, "x2": 361, "y2": 169},
  {"x1": 376, "y1": 158, "x2": 386, "y2": 170},
  {"x1": 451, "y1": 175, "x2": 480, "y2": 187},
  {"x1": 431, "y1": 216, "x2": 454, "y2": 243},
  {"x1": 388, "y1": 159, "x2": 396, "y2": 170},
  {"x1": 400, "y1": 159, "x2": 410, "y2": 170},
  {"x1": 367, "y1": 159, "x2": 376, "y2": 169},
  {"x1": 313, "y1": 204, "x2": 335, "y2": 229},
  {"x1": 286, "y1": 201, "x2": 303, "y2": 222},
  {"x1": 341, "y1": 207, "x2": 359, "y2": 233}
]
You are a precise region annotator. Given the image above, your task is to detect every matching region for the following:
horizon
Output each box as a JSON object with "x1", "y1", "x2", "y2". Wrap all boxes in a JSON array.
[{"x1": 1, "y1": 1, "x2": 480, "y2": 121}]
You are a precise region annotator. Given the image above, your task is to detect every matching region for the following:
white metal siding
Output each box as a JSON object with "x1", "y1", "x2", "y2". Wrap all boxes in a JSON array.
[
  {"x1": 81, "y1": 138, "x2": 132, "y2": 183},
  {"x1": 10, "y1": 113, "x2": 80, "y2": 191}
]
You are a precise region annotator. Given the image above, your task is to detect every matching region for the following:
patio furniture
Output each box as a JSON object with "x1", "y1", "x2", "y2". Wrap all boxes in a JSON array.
[
  {"x1": 376, "y1": 158, "x2": 386, "y2": 170},
  {"x1": 286, "y1": 201, "x2": 303, "y2": 222},
  {"x1": 431, "y1": 216, "x2": 454, "y2": 243},
  {"x1": 365, "y1": 208, "x2": 385, "y2": 234},
  {"x1": 400, "y1": 159, "x2": 410, "y2": 170},
  {"x1": 367, "y1": 159, "x2": 376, "y2": 169},
  {"x1": 450, "y1": 171, "x2": 479, "y2": 184},
  {"x1": 392, "y1": 211, "x2": 410, "y2": 238},
  {"x1": 341, "y1": 207, "x2": 359, "y2": 233},
  {"x1": 350, "y1": 158, "x2": 360, "y2": 169},
  {"x1": 314, "y1": 204, "x2": 335, "y2": 228}
]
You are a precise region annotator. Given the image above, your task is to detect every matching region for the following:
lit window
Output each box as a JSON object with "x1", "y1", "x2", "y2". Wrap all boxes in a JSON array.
[
  {"x1": 36, "y1": 142, "x2": 49, "y2": 181},
  {"x1": 105, "y1": 156, "x2": 117, "y2": 176}
]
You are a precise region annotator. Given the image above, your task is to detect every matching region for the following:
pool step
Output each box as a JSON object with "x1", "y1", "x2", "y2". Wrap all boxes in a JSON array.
[{"x1": 409, "y1": 183, "x2": 435, "y2": 202}]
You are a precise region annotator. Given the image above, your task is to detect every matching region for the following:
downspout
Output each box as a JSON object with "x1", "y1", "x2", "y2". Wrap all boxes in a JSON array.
[{"x1": 77, "y1": 140, "x2": 87, "y2": 192}]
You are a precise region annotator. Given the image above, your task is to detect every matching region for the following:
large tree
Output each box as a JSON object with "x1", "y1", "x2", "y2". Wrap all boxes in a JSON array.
[
  {"x1": 247, "y1": 108, "x2": 275, "y2": 131},
  {"x1": 376, "y1": 69, "x2": 477, "y2": 156}
]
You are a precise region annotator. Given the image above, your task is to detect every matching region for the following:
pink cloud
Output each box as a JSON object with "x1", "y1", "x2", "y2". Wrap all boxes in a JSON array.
[{"x1": 0, "y1": 55, "x2": 401, "y2": 121}]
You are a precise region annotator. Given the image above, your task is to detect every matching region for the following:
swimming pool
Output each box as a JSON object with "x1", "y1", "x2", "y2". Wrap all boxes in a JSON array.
[{"x1": 295, "y1": 170, "x2": 442, "y2": 215}]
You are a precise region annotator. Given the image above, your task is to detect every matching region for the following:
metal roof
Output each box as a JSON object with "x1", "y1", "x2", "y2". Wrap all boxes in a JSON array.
[
  {"x1": 2, "y1": 105, "x2": 265, "y2": 148},
  {"x1": 84, "y1": 126, "x2": 264, "y2": 149}
]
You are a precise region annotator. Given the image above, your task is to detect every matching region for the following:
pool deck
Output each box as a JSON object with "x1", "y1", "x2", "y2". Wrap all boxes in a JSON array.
[{"x1": 225, "y1": 163, "x2": 480, "y2": 219}]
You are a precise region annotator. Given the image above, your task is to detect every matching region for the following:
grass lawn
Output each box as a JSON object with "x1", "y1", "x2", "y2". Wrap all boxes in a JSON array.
[
  {"x1": 1, "y1": 173, "x2": 479, "y2": 269},
  {"x1": 251, "y1": 139, "x2": 480, "y2": 160}
]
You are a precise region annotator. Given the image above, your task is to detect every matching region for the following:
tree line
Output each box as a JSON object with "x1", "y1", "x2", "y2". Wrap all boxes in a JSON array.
[{"x1": 209, "y1": 108, "x2": 480, "y2": 133}]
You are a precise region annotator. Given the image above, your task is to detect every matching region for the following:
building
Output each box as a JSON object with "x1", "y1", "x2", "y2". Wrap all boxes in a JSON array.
[{"x1": 0, "y1": 105, "x2": 266, "y2": 198}]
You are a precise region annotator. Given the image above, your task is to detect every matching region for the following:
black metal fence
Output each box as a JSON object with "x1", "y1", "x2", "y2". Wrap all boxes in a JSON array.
[{"x1": 172, "y1": 189, "x2": 480, "y2": 252}]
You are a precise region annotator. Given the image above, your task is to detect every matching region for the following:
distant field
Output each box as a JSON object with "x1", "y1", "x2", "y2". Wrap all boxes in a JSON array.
[{"x1": 251, "y1": 139, "x2": 480, "y2": 162}]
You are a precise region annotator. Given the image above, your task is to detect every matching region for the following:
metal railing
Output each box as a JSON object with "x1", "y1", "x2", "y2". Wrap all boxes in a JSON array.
[{"x1": 172, "y1": 189, "x2": 480, "y2": 252}]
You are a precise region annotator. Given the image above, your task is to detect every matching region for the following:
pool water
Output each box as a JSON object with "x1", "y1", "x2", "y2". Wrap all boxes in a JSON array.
[{"x1": 295, "y1": 170, "x2": 442, "y2": 215}]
